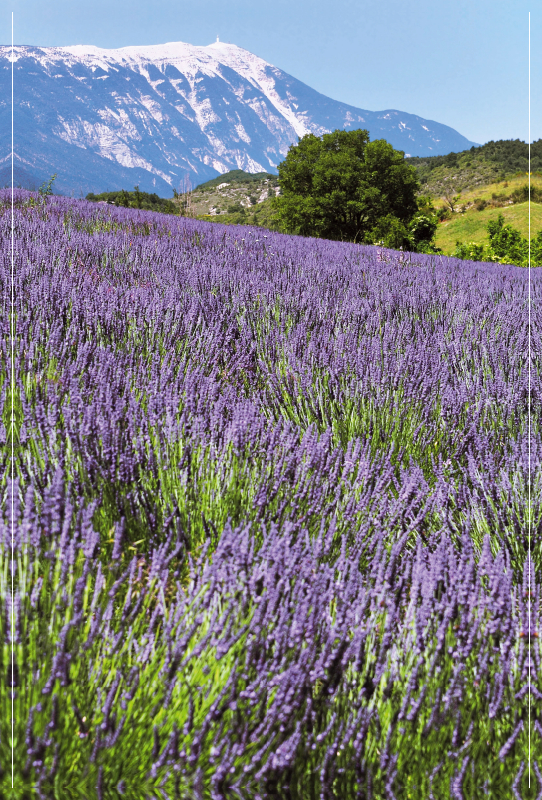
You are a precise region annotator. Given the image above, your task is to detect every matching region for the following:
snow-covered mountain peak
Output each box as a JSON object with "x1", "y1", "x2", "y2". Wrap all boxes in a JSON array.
[
  {"x1": 59, "y1": 40, "x2": 264, "y2": 69},
  {"x1": 0, "y1": 39, "x2": 479, "y2": 197}
]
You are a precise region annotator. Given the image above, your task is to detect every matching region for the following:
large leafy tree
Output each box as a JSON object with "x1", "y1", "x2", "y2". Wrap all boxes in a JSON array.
[{"x1": 274, "y1": 129, "x2": 421, "y2": 244}]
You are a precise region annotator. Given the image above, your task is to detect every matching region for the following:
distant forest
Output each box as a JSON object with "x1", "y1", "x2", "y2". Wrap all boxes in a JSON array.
[
  {"x1": 85, "y1": 187, "x2": 178, "y2": 215},
  {"x1": 193, "y1": 169, "x2": 278, "y2": 191},
  {"x1": 406, "y1": 138, "x2": 542, "y2": 177}
]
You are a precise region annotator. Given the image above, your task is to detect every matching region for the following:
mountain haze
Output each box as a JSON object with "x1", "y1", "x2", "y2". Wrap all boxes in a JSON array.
[{"x1": 0, "y1": 40, "x2": 479, "y2": 197}]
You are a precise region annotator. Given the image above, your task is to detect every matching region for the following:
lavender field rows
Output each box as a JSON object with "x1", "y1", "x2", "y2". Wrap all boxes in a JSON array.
[{"x1": 0, "y1": 190, "x2": 541, "y2": 799}]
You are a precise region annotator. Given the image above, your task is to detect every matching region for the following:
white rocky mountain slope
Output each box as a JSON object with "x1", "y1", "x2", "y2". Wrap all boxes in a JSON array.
[{"x1": 0, "y1": 39, "x2": 479, "y2": 197}]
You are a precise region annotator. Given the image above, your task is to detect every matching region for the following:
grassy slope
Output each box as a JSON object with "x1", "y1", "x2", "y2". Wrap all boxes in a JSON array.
[
  {"x1": 408, "y1": 141, "x2": 542, "y2": 254},
  {"x1": 435, "y1": 201, "x2": 542, "y2": 253},
  {"x1": 430, "y1": 174, "x2": 542, "y2": 253},
  {"x1": 174, "y1": 174, "x2": 280, "y2": 220}
]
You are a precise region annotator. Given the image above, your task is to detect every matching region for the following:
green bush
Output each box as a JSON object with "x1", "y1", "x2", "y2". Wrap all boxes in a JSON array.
[
  {"x1": 453, "y1": 213, "x2": 542, "y2": 266},
  {"x1": 510, "y1": 183, "x2": 542, "y2": 204},
  {"x1": 227, "y1": 203, "x2": 246, "y2": 214},
  {"x1": 486, "y1": 213, "x2": 528, "y2": 264},
  {"x1": 370, "y1": 214, "x2": 411, "y2": 250},
  {"x1": 408, "y1": 211, "x2": 438, "y2": 250},
  {"x1": 453, "y1": 241, "x2": 486, "y2": 261}
]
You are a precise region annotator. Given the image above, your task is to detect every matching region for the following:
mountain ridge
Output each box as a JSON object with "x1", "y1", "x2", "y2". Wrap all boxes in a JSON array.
[{"x1": 0, "y1": 40, "x2": 480, "y2": 197}]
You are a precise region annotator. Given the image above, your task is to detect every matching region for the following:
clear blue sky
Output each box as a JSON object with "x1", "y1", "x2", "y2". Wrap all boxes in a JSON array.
[{"x1": 4, "y1": 0, "x2": 540, "y2": 146}]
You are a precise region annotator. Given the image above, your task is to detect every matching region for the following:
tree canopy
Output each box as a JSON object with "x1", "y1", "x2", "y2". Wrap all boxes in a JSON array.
[
  {"x1": 86, "y1": 186, "x2": 178, "y2": 215},
  {"x1": 273, "y1": 129, "x2": 423, "y2": 246}
]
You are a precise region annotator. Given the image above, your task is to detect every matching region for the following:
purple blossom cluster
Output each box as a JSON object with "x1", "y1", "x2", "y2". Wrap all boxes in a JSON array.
[
  {"x1": 0, "y1": 190, "x2": 540, "y2": 797},
  {"x1": 1, "y1": 473, "x2": 540, "y2": 797}
]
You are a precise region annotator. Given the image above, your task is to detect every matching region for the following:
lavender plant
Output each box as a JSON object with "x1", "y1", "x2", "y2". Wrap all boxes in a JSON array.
[{"x1": 0, "y1": 190, "x2": 540, "y2": 798}]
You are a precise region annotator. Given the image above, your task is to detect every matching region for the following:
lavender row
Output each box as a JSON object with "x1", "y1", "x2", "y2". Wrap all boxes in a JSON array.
[
  {"x1": 0, "y1": 191, "x2": 540, "y2": 797},
  {"x1": 0, "y1": 192, "x2": 539, "y2": 574},
  {"x1": 0, "y1": 472, "x2": 540, "y2": 797}
]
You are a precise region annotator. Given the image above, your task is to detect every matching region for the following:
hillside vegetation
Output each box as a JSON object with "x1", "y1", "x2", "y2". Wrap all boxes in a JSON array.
[
  {"x1": 436, "y1": 200, "x2": 542, "y2": 253},
  {"x1": 406, "y1": 138, "x2": 542, "y2": 197},
  {"x1": 404, "y1": 140, "x2": 542, "y2": 257},
  {"x1": 190, "y1": 139, "x2": 542, "y2": 247},
  {"x1": 434, "y1": 174, "x2": 542, "y2": 253},
  {"x1": 177, "y1": 169, "x2": 280, "y2": 223},
  {"x1": 193, "y1": 169, "x2": 277, "y2": 190},
  {"x1": 86, "y1": 187, "x2": 178, "y2": 215}
]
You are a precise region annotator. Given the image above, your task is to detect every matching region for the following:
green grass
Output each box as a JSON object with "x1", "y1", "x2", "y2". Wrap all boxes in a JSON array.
[{"x1": 435, "y1": 201, "x2": 542, "y2": 254}]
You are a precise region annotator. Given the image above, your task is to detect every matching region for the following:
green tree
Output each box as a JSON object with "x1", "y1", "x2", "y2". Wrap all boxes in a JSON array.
[
  {"x1": 408, "y1": 212, "x2": 440, "y2": 253},
  {"x1": 531, "y1": 229, "x2": 542, "y2": 266},
  {"x1": 442, "y1": 190, "x2": 461, "y2": 213},
  {"x1": 273, "y1": 129, "x2": 420, "y2": 244},
  {"x1": 486, "y1": 214, "x2": 528, "y2": 264}
]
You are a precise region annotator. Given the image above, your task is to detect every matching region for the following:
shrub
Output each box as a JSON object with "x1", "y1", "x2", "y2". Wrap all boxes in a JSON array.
[
  {"x1": 453, "y1": 240, "x2": 486, "y2": 261},
  {"x1": 486, "y1": 213, "x2": 528, "y2": 264},
  {"x1": 369, "y1": 214, "x2": 411, "y2": 250},
  {"x1": 511, "y1": 183, "x2": 542, "y2": 204},
  {"x1": 408, "y1": 212, "x2": 439, "y2": 252}
]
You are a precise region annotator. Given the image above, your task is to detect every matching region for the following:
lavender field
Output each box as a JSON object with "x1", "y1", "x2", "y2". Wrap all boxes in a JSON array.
[{"x1": 0, "y1": 189, "x2": 541, "y2": 799}]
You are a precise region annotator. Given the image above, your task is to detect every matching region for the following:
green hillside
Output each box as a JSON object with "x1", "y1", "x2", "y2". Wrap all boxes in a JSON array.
[
  {"x1": 435, "y1": 201, "x2": 542, "y2": 254},
  {"x1": 430, "y1": 173, "x2": 542, "y2": 254},
  {"x1": 176, "y1": 171, "x2": 280, "y2": 222},
  {"x1": 194, "y1": 169, "x2": 277, "y2": 190},
  {"x1": 406, "y1": 138, "x2": 542, "y2": 198},
  {"x1": 404, "y1": 140, "x2": 542, "y2": 256}
]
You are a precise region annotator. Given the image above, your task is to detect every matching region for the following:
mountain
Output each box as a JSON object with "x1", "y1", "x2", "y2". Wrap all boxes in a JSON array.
[
  {"x1": 0, "y1": 40, "x2": 480, "y2": 197},
  {"x1": 0, "y1": 162, "x2": 41, "y2": 190}
]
